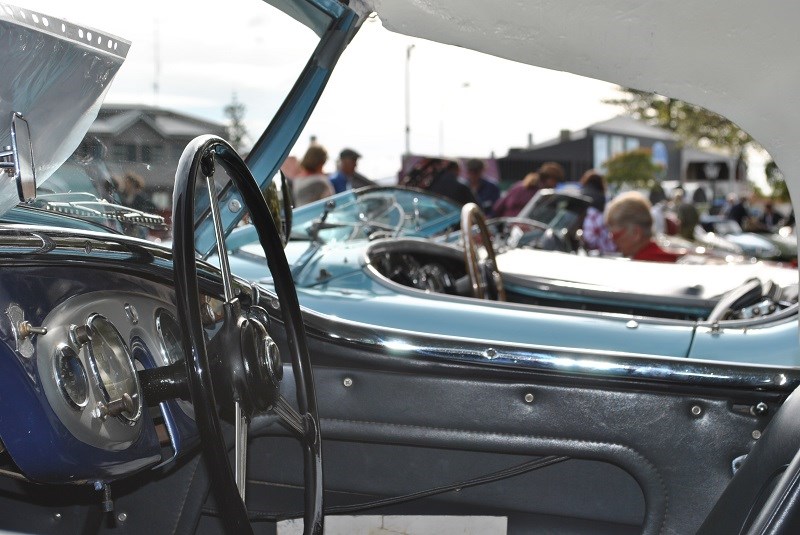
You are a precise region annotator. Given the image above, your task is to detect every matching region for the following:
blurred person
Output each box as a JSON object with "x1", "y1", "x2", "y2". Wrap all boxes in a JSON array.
[
  {"x1": 759, "y1": 202, "x2": 783, "y2": 231},
  {"x1": 726, "y1": 194, "x2": 750, "y2": 227},
  {"x1": 605, "y1": 191, "x2": 681, "y2": 262},
  {"x1": 492, "y1": 162, "x2": 564, "y2": 218},
  {"x1": 118, "y1": 172, "x2": 156, "y2": 239},
  {"x1": 648, "y1": 183, "x2": 668, "y2": 235},
  {"x1": 294, "y1": 145, "x2": 333, "y2": 206},
  {"x1": 399, "y1": 157, "x2": 478, "y2": 207},
  {"x1": 280, "y1": 155, "x2": 301, "y2": 179},
  {"x1": 673, "y1": 188, "x2": 699, "y2": 241},
  {"x1": 579, "y1": 169, "x2": 615, "y2": 253},
  {"x1": 121, "y1": 172, "x2": 156, "y2": 213},
  {"x1": 329, "y1": 148, "x2": 374, "y2": 193},
  {"x1": 651, "y1": 198, "x2": 667, "y2": 235},
  {"x1": 463, "y1": 158, "x2": 500, "y2": 216}
]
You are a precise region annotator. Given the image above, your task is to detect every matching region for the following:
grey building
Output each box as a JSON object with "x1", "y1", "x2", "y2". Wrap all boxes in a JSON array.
[
  {"x1": 497, "y1": 116, "x2": 743, "y2": 201},
  {"x1": 79, "y1": 104, "x2": 226, "y2": 209}
]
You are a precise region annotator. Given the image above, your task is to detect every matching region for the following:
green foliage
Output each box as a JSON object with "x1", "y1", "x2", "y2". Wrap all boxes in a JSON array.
[
  {"x1": 224, "y1": 93, "x2": 249, "y2": 152},
  {"x1": 765, "y1": 160, "x2": 791, "y2": 201},
  {"x1": 604, "y1": 148, "x2": 662, "y2": 189},
  {"x1": 605, "y1": 88, "x2": 753, "y2": 152}
]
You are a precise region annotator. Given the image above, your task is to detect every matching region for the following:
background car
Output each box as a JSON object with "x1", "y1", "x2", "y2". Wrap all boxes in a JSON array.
[{"x1": 698, "y1": 214, "x2": 784, "y2": 260}]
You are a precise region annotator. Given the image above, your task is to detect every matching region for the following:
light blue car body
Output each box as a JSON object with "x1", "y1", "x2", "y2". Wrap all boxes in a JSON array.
[{"x1": 222, "y1": 186, "x2": 800, "y2": 367}]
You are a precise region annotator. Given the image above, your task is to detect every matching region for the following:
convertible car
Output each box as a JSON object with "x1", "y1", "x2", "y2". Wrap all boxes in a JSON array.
[
  {"x1": 2, "y1": 1, "x2": 800, "y2": 535},
  {"x1": 226, "y1": 185, "x2": 800, "y2": 365}
]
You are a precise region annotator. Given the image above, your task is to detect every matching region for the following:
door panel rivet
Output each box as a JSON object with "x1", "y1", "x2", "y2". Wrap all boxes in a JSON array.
[
  {"x1": 752, "y1": 430, "x2": 762, "y2": 440},
  {"x1": 524, "y1": 393, "x2": 534, "y2": 403},
  {"x1": 691, "y1": 405, "x2": 702, "y2": 416},
  {"x1": 343, "y1": 377, "x2": 353, "y2": 387}
]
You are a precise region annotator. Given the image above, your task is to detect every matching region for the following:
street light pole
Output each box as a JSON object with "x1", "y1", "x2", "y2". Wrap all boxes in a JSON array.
[{"x1": 405, "y1": 44, "x2": 414, "y2": 156}]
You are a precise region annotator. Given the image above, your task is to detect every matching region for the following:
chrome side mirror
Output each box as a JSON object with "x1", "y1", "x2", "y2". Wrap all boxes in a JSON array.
[
  {"x1": 263, "y1": 170, "x2": 293, "y2": 247},
  {"x1": 0, "y1": 113, "x2": 36, "y2": 202}
]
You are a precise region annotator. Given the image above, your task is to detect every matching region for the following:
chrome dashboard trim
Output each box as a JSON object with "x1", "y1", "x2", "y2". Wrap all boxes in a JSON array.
[{"x1": 291, "y1": 301, "x2": 800, "y2": 392}]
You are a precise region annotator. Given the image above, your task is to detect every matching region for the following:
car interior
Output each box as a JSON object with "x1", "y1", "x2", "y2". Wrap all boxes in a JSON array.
[{"x1": 2, "y1": 1, "x2": 800, "y2": 535}]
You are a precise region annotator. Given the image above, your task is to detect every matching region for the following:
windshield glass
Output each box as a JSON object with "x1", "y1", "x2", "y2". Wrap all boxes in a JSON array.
[
  {"x1": 10, "y1": 0, "x2": 320, "y2": 241},
  {"x1": 289, "y1": 187, "x2": 461, "y2": 243}
]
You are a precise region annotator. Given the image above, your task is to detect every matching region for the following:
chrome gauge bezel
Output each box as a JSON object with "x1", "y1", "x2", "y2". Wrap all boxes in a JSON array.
[
  {"x1": 53, "y1": 344, "x2": 89, "y2": 410},
  {"x1": 85, "y1": 313, "x2": 143, "y2": 424},
  {"x1": 154, "y1": 308, "x2": 184, "y2": 365}
]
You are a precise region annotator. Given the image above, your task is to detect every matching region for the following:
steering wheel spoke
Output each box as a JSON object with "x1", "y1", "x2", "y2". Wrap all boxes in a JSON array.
[
  {"x1": 235, "y1": 401, "x2": 249, "y2": 501},
  {"x1": 273, "y1": 393, "x2": 307, "y2": 440},
  {"x1": 173, "y1": 135, "x2": 323, "y2": 535}
]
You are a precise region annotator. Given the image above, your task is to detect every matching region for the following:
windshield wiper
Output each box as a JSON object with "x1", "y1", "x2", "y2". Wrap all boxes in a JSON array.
[
  {"x1": 30, "y1": 193, "x2": 168, "y2": 230},
  {"x1": 306, "y1": 199, "x2": 351, "y2": 243},
  {"x1": 292, "y1": 200, "x2": 339, "y2": 278}
]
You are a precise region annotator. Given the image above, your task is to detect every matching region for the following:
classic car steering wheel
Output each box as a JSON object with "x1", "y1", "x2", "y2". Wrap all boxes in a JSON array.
[
  {"x1": 460, "y1": 203, "x2": 506, "y2": 301},
  {"x1": 172, "y1": 136, "x2": 323, "y2": 534}
]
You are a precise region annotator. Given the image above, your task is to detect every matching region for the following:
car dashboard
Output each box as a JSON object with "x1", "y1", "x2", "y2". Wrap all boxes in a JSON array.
[{"x1": 0, "y1": 227, "x2": 232, "y2": 485}]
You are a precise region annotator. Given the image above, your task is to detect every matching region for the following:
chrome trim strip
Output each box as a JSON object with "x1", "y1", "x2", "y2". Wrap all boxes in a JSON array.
[{"x1": 290, "y1": 298, "x2": 800, "y2": 392}]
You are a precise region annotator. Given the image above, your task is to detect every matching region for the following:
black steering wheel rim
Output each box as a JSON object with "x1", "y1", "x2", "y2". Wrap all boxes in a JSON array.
[{"x1": 172, "y1": 135, "x2": 322, "y2": 534}]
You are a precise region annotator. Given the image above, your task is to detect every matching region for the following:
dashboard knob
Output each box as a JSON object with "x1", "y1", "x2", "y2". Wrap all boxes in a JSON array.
[
  {"x1": 70, "y1": 324, "x2": 92, "y2": 346},
  {"x1": 92, "y1": 393, "x2": 135, "y2": 420}
]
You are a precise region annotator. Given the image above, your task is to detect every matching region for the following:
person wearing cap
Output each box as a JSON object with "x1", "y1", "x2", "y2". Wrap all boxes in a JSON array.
[
  {"x1": 463, "y1": 158, "x2": 500, "y2": 216},
  {"x1": 329, "y1": 148, "x2": 374, "y2": 193}
]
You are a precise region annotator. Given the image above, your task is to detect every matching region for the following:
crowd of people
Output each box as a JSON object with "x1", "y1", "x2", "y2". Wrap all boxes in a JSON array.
[
  {"x1": 283, "y1": 144, "x2": 795, "y2": 264},
  {"x1": 282, "y1": 144, "x2": 376, "y2": 207}
]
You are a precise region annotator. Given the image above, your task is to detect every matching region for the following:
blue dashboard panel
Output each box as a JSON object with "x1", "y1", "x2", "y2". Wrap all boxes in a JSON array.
[
  {"x1": 0, "y1": 265, "x2": 199, "y2": 483},
  {"x1": 0, "y1": 340, "x2": 161, "y2": 482}
]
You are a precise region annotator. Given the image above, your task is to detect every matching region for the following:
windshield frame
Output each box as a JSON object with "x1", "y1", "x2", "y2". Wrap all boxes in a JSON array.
[{"x1": 192, "y1": 0, "x2": 363, "y2": 257}]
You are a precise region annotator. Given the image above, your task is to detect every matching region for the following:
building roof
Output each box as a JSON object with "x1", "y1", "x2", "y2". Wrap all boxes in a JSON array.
[
  {"x1": 587, "y1": 115, "x2": 676, "y2": 140},
  {"x1": 508, "y1": 115, "x2": 676, "y2": 155},
  {"x1": 89, "y1": 104, "x2": 225, "y2": 138}
]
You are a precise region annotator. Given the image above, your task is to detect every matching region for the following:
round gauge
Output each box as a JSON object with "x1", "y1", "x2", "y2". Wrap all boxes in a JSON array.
[
  {"x1": 155, "y1": 309, "x2": 185, "y2": 365},
  {"x1": 54, "y1": 345, "x2": 89, "y2": 410},
  {"x1": 86, "y1": 314, "x2": 142, "y2": 422}
]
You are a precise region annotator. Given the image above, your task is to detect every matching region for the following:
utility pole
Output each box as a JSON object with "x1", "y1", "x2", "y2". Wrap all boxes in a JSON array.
[{"x1": 404, "y1": 44, "x2": 415, "y2": 156}]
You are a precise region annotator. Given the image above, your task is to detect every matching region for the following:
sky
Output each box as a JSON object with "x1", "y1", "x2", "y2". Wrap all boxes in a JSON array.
[
  {"x1": 20, "y1": 0, "x2": 624, "y2": 183},
  {"x1": 295, "y1": 17, "x2": 624, "y2": 181},
  {"x1": 17, "y1": 0, "x2": 767, "y2": 187}
]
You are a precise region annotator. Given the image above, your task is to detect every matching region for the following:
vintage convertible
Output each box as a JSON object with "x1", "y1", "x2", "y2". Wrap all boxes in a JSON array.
[
  {"x1": 2, "y1": 1, "x2": 800, "y2": 535},
  {"x1": 225, "y1": 185, "x2": 800, "y2": 365}
]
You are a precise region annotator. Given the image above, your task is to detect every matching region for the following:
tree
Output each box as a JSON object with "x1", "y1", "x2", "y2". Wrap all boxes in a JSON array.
[
  {"x1": 604, "y1": 148, "x2": 662, "y2": 190},
  {"x1": 604, "y1": 88, "x2": 753, "y2": 153},
  {"x1": 765, "y1": 160, "x2": 790, "y2": 201},
  {"x1": 224, "y1": 93, "x2": 248, "y2": 152}
]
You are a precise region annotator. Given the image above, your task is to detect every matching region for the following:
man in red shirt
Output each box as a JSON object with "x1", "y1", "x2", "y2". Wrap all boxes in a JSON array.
[{"x1": 605, "y1": 191, "x2": 682, "y2": 262}]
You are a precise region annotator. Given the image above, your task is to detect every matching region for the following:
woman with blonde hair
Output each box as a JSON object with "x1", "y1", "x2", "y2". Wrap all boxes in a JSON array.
[
  {"x1": 492, "y1": 162, "x2": 564, "y2": 217},
  {"x1": 293, "y1": 144, "x2": 334, "y2": 206}
]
